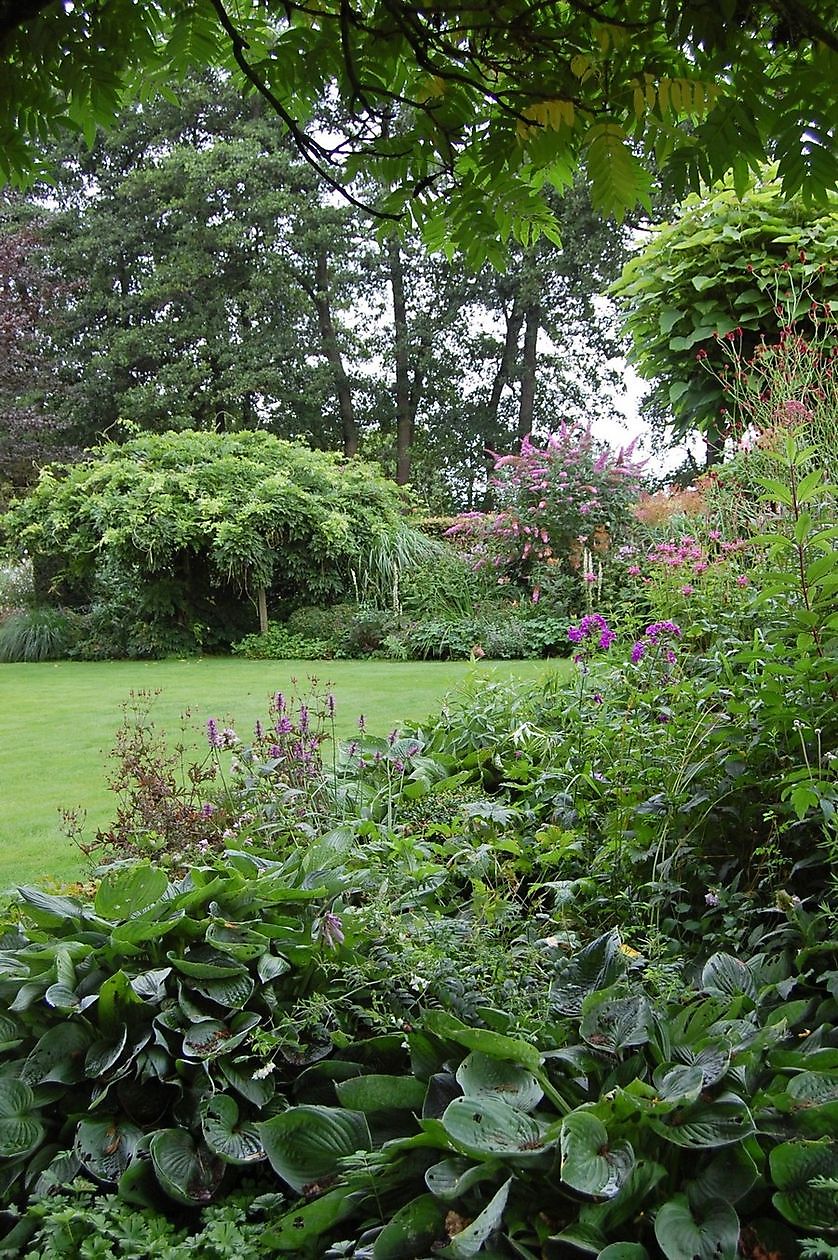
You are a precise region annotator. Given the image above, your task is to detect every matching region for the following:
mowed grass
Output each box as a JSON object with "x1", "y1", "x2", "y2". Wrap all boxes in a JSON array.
[{"x1": 0, "y1": 657, "x2": 566, "y2": 889}]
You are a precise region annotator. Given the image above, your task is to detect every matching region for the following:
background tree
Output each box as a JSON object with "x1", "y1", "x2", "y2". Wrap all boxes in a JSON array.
[
  {"x1": 1, "y1": 1, "x2": 836, "y2": 258},
  {"x1": 37, "y1": 77, "x2": 368, "y2": 456},
  {"x1": 612, "y1": 174, "x2": 838, "y2": 464},
  {"x1": 0, "y1": 198, "x2": 73, "y2": 503}
]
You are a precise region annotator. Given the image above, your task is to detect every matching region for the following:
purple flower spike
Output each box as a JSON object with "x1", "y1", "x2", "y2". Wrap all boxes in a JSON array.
[
  {"x1": 322, "y1": 912, "x2": 345, "y2": 949},
  {"x1": 206, "y1": 718, "x2": 223, "y2": 749}
]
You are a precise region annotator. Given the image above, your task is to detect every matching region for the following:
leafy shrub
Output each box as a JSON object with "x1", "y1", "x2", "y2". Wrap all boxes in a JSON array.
[
  {"x1": 286, "y1": 604, "x2": 356, "y2": 646},
  {"x1": 336, "y1": 609, "x2": 397, "y2": 657},
  {"x1": 0, "y1": 605, "x2": 79, "y2": 661},
  {"x1": 1, "y1": 431, "x2": 413, "y2": 655},
  {"x1": 232, "y1": 622, "x2": 331, "y2": 660},
  {"x1": 612, "y1": 173, "x2": 838, "y2": 449},
  {"x1": 399, "y1": 612, "x2": 569, "y2": 660}
]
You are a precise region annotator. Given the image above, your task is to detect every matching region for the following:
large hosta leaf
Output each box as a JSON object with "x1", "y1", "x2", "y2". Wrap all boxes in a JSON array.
[
  {"x1": 770, "y1": 1139, "x2": 838, "y2": 1231},
  {"x1": 259, "y1": 1105, "x2": 371, "y2": 1193},
  {"x1": 94, "y1": 864, "x2": 169, "y2": 920},
  {"x1": 648, "y1": 1094, "x2": 755, "y2": 1148},
  {"x1": 438, "y1": 1176, "x2": 512, "y2": 1258},
  {"x1": 654, "y1": 1194, "x2": 739, "y2": 1260},
  {"x1": 201, "y1": 1095, "x2": 265, "y2": 1165},
  {"x1": 149, "y1": 1129, "x2": 225, "y2": 1206},
  {"x1": 181, "y1": 1012, "x2": 259, "y2": 1059},
  {"x1": 455, "y1": 1051, "x2": 543, "y2": 1112},
  {"x1": 0, "y1": 1079, "x2": 44, "y2": 1158},
  {"x1": 700, "y1": 955, "x2": 756, "y2": 1003},
  {"x1": 424, "y1": 1156, "x2": 501, "y2": 1202},
  {"x1": 373, "y1": 1193, "x2": 446, "y2": 1260},
  {"x1": 74, "y1": 1115, "x2": 143, "y2": 1182},
  {"x1": 560, "y1": 1110, "x2": 634, "y2": 1198},
  {"x1": 550, "y1": 930, "x2": 625, "y2": 1016},
  {"x1": 422, "y1": 1011, "x2": 542, "y2": 1072},
  {"x1": 580, "y1": 992, "x2": 650, "y2": 1054},
  {"x1": 441, "y1": 1095, "x2": 554, "y2": 1161},
  {"x1": 335, "y1": 1074, "x2": 426, "y2": 1114},
  {"x1": 20, "y1": 1022, "x2": 91, "y2": 1086}
]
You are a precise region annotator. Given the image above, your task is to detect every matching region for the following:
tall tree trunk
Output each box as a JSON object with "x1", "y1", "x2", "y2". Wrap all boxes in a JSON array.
[
  {"x1": 313, "y1": 247, "x2": 358, "y2": 457},
  {"x1": 387, "y1": 234, "x2": 413, "y2": 485},
  {"x1": 485, "y1": 293, "x2": 524, "y2": 433},
  {"x1": 518, "y1": 302, "x2": 540, "y2": 439}
]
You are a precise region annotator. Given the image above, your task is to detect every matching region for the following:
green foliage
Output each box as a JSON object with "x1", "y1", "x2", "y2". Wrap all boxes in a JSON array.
[
  {"x1": 19, "y1": 1182, "x2": 279, "y2": 1259},
  {"x1": 613, "y1": 174, "x2": 838, "y2": 448},
  {"x1": 1, "y1": 431, "x2": 412, "y2": 654},
  {"x1": 2, "y1": 2, "x2": 838, "y2": 257},
  {"x1": 232, "y1": 623, "x2": 332, "y2": 661},
  {"x1": 0, "y1": 605, "x2": 78, "y2": 661}
]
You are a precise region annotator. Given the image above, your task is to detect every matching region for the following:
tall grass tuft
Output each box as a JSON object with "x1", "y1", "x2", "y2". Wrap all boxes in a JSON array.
[{"x1": 0, "y1": 606, "x2": 78, "y2": 662}]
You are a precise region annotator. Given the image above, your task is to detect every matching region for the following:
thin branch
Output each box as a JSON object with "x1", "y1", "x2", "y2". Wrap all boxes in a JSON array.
[{"x1": 208, "y1": 0, "x2": 402, "y2": 221}]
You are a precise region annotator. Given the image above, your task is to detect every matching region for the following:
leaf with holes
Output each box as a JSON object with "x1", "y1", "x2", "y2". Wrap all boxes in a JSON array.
[
  {"x1": 441, "y1": 1095, "x2": 554, "y2": 1162},
  {"x1": 455, "y1": 1051, "x2": 543, "y2": 1112},
  {"x1": 560, "y1": 1110, "x2": 635, "y2": 1198},
  {"x1": 74, "y1": 1115, "x2": 143, "y2": 1182},
  {"x1": 438, "y1": 1176, "x2": 512, "y2": 1258},
  {"x1": 373, "y1": 1193, "x2": 446, "y2": 1260}
]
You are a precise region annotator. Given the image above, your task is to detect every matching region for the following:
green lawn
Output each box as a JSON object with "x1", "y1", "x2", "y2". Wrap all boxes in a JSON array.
[{"x1": 0, "y1": 657, "x2": 564, "y2": 889}]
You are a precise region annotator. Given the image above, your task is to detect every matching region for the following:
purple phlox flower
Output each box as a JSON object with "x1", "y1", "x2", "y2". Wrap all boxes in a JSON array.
[
  {"x1": 630, "y1": 641, "x2": 646, "y2": 665},
  {"x1": 567, "y1": 613, "x2": 615, "y2": 652},
  {"x1": 705, "y1": 891, "x2": 720, "y2": 908},
  {"x1": 645, "y1": 621, "x2": 682, "y2": 641},
  {"x1": 206, "y1": 718, "x2": 223, "y2": 749},
  {"x1": 322, "y1": 912, "x2": 345, "y2": 949}
]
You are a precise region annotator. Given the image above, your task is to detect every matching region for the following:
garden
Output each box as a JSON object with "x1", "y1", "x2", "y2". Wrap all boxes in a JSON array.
[{"x1": 0, "y1": 4, "x2": 837, "y2": 1259}]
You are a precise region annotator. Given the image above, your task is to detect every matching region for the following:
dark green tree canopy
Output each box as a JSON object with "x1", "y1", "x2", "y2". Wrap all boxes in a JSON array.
[
  {"x1": 2, "y1": 1, "x2": 837, "y2": 259},
  {"x1": 612, "y1": 174, "x2": 838, "y2": 455}
]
